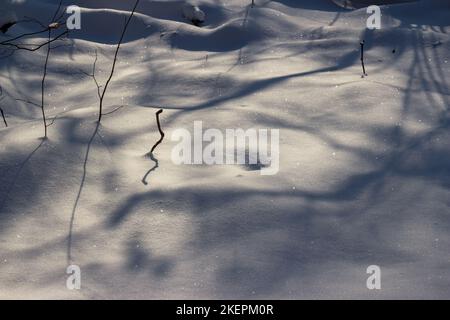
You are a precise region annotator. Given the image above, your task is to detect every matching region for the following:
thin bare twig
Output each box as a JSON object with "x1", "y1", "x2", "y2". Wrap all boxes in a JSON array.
[
  {"x1": 22, "y1": 16, "x2": 47, "y2": 28},
  {"x1": 0, "y1": 30, "x2": 69, "y2": 52},
  {"x1": 0, "y1": 0, "x2": 67, "y2": 48},
  {"x1": 41, "y1": 0, "x2": 66, "y2": 137},
  {"x1": 0, "y1": 28, "x2": 49, "y2": 45},
  {"x1": 79, "y1": 50, "x2": 102, "y2": 100},
  {"x1": 149, "y1": 109, "x2": 165, "y2": 155},
  {"x1": 15, "y1": 98, "x2": 41, "y2": 108},
  {"x1": 51, "y1": 0, "x2": 65, "y2": 23},
  {"x1": 47, "y1": 115, "x2": 58, "y2": 127},
  {"x1": 102, "y1": 105, "x2": 124, "y2": 116},
  {"x1": 40, "y1": 29, "x2": 52, "y2": 137},
  {"x1": 0, "y1": 0, "x2": 68, "y2": 136},
  {"x1": 97, "y1": 0, "x2": 140, "y2": 123}
]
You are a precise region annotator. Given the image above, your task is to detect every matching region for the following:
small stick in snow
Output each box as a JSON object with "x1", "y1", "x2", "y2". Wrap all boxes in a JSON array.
[
  {"x1": 149, "y1": 109, "x2": 165, "y2": 155},
  {"x1": 251, "y1": 0, "x2": 255, "y2": 8},
  {"x1": 360, "y1": 40, "x2": 367, "y2": 77},
  {"x1": 0, "y1": 107, "x2": 7, "y2": 127},
  {"x1": 142, "y1": 109, "x2": 164, "y2": 185}
]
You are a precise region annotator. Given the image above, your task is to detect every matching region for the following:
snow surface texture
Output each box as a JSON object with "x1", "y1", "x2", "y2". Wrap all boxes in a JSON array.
[{"x1": 0, "y1": 0, "x2": 449, "y2": 299}]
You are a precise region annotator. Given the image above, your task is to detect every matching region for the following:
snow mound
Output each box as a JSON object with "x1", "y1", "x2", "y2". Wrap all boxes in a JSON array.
[
  {"x1": 0, "y1": 0, "x2": 450, "y2": 300},
  {"x1": 182, "y1": 3, "x2": 206, "y2": 26}
]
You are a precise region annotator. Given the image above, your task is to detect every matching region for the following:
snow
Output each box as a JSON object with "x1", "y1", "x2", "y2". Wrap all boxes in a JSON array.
[
  {"x1": 0, "y1": 0, "x2": 449, "y2": 299},
  {"x1": 182, "y1": 3, "x2": 206, "y2": 25}
]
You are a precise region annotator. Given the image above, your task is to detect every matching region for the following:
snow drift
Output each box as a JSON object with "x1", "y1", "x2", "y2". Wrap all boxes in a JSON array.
[
  {"x1": 182, "y1": 3, "x2": 206, "y2": 26},
  {"x1": 0, "y1": 0, "x2": 449, "y2": 299}
]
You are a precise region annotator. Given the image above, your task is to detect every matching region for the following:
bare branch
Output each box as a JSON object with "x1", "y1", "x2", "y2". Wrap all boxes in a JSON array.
[
  {"x1": 15, "y1": 98, "x2": 41, "y2": 108},
  {"x1": 47, "y1": 115, "x2": 58, "y2": 127},
  {"x1": 40, "y1": 29, "x2": 52, "y2": 137},
  {"x1": 0, "y1": 28, "x2": 49, "y2": 45},
  {"x1": 79, "y1": 50, "x2": 102, "y2": 100},
  {"x1": 97, "y1": 0, "x2": 140, "y2": 123},
  {"x1": 51, "y1": 0, "x2": 65, "y2": 23},
  {"x1": 102, "y1": 105, "x2": 124, "y2": 116},
  {"x1": 21, "y1": 16, "x2": 47, "y2": 29},
  {"x1": 0, "y1": 30, "x2": 69, "y2": 52},
  {"x1": 0, "y1": 0, "x2": 71, "y2": 137}
]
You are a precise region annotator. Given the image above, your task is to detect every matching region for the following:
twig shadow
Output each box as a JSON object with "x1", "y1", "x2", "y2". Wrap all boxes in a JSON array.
[
  {"x1": 142, "y1": 152, "x2": 159, "y2": 186},
  {"x1": 0, "y1": 139, "x2": 44, "y2": 212},
  {"x1": 67, "y1": 121, "x2": 100, "y2": 264}
]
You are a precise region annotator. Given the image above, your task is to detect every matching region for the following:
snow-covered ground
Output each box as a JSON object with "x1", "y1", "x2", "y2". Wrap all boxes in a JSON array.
[{"x1": 0, "y1": 0, "x2": 449, "y2": 299}]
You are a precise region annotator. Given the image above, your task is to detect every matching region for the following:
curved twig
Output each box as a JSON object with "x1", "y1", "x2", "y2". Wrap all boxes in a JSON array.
[
  {"x1": 142, "y1": 109, "x2": 164, "y2": 185},
  {"x1": 150, "y1": 109, "x2": 165, "y2": 155}
]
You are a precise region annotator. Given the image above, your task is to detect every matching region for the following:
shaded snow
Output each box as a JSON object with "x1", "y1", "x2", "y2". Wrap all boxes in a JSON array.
[{"x1": 0, "y1": 0, "x2": 449, "y2": 299}]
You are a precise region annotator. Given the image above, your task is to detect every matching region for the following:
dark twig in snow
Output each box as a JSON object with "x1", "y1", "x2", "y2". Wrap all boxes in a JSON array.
[
  {"x1": 142, "y1": 109, "x2": 164, "y2": 185},
  {"x1": 149, "y1": 109, "x2": 165, "y2": 155},
  {"x1": 40, "y1": 29, "x2": 51, "y2": 138},
  {"x1": 360, "y1": 40, "x2": 367, "y2": 77}
]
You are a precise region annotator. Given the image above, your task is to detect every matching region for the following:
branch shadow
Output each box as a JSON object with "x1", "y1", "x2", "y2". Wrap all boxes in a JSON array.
[
  {"x1": 0, "y1": 138, "x2": 45, "y2": 213},
  {"x1": 141, "y1": 152, "x2": 159, "y2": 186},
  {"x1": 67, "y1": 121, "x2": 100, "y2": 264}
]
